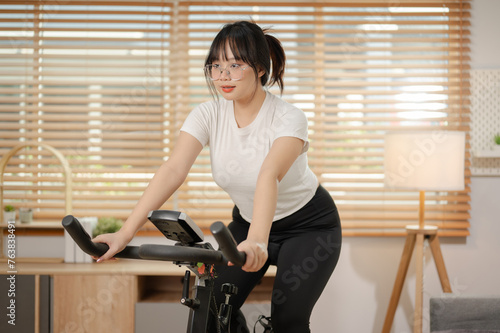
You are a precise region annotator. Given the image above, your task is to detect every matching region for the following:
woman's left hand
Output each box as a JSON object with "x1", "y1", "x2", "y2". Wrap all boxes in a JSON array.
[{"x1": 232, "y1": 239, "x2": 268, "y2": 272}]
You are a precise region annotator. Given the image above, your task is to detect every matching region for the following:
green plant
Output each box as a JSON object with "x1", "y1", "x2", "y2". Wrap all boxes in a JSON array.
[
  {"x1": 4, "y1": 205, "x2": 15, "y2": 212},
  {"x1": 494, "y1": 134, "x2": 500, "y2": 145},
  {"x1": 93, "y1": 216, "x2": 123, "y2": 237}
]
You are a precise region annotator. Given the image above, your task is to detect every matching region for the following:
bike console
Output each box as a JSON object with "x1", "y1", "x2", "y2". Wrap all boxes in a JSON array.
[{"x1": 148, "y1": 210, "x2": 204, "y2": 245}]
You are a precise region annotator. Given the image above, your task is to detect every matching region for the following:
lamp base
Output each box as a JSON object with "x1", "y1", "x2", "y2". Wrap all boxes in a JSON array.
[
  {"x1": 382, "y1": 225, "x2": 452, "y2": 333},
  {"x1": 406, "y1": 224, "x2": 438, "y2": 233}
]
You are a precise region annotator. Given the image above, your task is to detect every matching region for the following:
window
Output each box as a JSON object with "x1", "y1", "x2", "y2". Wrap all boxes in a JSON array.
[{"x1": 0, "y1": 1, "x2": 470, "y2": 236}]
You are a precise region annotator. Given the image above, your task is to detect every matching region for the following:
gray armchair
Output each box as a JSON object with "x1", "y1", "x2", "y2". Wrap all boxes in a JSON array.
[{"x1": 430, "y1": 296, "x2": 500, "y2": 333}]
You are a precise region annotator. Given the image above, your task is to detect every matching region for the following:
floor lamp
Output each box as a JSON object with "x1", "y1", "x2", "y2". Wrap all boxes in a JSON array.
[{"x1": 381, "y1": 131, "x2": 465, "y2": 333}]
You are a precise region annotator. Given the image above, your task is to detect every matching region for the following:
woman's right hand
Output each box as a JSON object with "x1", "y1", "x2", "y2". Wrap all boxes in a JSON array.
[{"x1": 92, "y1": 229, "x2": 132, "y2": 262}]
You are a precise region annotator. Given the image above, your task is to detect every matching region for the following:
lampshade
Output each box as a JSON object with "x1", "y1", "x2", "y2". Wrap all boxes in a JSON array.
[{"x1": 384, "y1": 131, "x2": 465, "y2": 191}]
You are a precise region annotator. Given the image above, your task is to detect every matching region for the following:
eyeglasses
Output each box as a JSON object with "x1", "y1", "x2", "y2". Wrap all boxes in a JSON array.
[{"x1": 205, "y1": 63, "x2": 249, "y2": 81}]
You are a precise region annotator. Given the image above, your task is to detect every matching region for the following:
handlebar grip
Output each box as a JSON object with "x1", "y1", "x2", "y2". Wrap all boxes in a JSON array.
[
  {"x1": 61, "y1": 215, "x2": 141, "y2": 259},
  {"x1": 62, "y1": 215, "x2": 109, "y2": 257},
  {"x1": 210, "y1": 221, "x2": 246, "y2": 267}
]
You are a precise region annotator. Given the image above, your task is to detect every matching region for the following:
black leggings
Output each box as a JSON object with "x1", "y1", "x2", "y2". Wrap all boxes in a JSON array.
[{"x1": 209, "y1": 185, "x2": 342, "y2": 333}]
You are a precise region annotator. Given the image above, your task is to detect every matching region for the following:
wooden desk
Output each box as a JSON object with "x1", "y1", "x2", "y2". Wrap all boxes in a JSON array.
[
  {"x1": 15, "y1": 260, "x2": 276, "y2": 333},
  {"x1": 17, "y1": 259, "x2": 191, "y2": 276}
]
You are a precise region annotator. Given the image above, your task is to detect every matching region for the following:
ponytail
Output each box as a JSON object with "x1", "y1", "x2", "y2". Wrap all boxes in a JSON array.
[{"x1": 264, "y1": 31, "x2": 286, "y2": 94}]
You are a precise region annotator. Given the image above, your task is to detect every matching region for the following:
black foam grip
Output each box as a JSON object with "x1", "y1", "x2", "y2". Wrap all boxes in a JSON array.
[
  {"x1": 210, "y1": 221, "x2": 246, "y2": 266},
  {"x1": 138, "y1": 244, "x2": 225, "y2": 264},
  {"x1": 61, "y1": 215, "x2": 141, "y2": 259}
]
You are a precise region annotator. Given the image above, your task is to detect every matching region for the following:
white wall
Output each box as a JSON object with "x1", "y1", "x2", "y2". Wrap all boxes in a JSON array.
[
  {"x1": 10, "y1": 1, "x2": 500, "y2": 332},
  {"x1": 470, "y1": 0, "x2": 500, "y2": 69}
]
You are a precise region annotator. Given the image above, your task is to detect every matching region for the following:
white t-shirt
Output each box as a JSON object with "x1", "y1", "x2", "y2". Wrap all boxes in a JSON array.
[{"x1": 180, "y1": 91, "x2": 318, "y2": 222}]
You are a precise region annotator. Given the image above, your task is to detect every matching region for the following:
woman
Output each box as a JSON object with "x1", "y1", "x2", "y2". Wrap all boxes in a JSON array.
[{"x1": 94, "y1": 21, "x2": 341, "y2": 333}]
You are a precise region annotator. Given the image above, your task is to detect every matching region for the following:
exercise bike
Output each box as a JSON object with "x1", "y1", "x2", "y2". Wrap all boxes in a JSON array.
[{"x1": 62, "y1": 210, "x2": 247, "y2": 333}]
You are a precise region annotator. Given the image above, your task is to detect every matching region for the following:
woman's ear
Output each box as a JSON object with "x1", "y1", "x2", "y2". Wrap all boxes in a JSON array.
[{"x1": 257, "y1": 66, "x2": 265, "y2": 78}]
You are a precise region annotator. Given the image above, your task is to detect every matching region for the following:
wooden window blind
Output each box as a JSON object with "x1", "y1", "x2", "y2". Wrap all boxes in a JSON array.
[{"x1": 0, "y1": 0, "x2": 470, "y2": 236}]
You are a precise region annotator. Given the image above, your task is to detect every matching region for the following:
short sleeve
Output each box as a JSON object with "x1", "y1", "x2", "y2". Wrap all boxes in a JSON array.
[
  {"x1": 273, "y1": 104, "x2": 309, "y2": 153},
  {"x1": 180, "y1": 102, "x2": 212, "y2": 147}
]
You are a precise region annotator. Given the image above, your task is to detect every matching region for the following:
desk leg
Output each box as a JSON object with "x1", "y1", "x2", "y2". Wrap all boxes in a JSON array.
[
  {"x1": 382, "y1": 233, "x2": 416, "y2": 333},
  {"x1": 34, "y1": 274, "x2": 40, "y2": 333}
]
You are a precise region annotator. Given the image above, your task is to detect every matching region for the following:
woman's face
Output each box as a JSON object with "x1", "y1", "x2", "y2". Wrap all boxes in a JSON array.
[{"x1": 211, "y1": 43, "x2": 263, "y2": 103}]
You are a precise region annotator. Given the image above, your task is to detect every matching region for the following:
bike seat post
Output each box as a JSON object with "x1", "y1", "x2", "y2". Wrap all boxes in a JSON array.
[{"x1": 218, "y1": 283, "x2": 238, "y2": 331}]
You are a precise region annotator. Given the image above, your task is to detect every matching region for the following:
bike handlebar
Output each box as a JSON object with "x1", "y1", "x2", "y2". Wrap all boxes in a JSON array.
[
  {"x1": 210, "y1": 221, "x2": 246, "y2": 266},
  {"x1": 61, "y1": 215, "x2": 246, "y2": 266},
  {"x1": 138, "y1": 244, "x2": 225, "y2": 265},
  {"x1": 62, "y1": 215, "x2": 143, "y2": 259}
]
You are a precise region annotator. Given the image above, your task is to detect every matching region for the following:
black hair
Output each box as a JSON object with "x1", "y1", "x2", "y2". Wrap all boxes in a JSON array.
[{"x1": 204, "y1": 20, "x2": 286, "y2": 97}]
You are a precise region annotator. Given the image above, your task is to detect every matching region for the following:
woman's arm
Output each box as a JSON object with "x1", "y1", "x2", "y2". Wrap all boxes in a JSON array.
[
  {"x1": 94, "y1": 131, "x2": 203, "y2": 261},
  {"x1": 237, "y1": 136, "x2": 304, "y2": 271}
]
